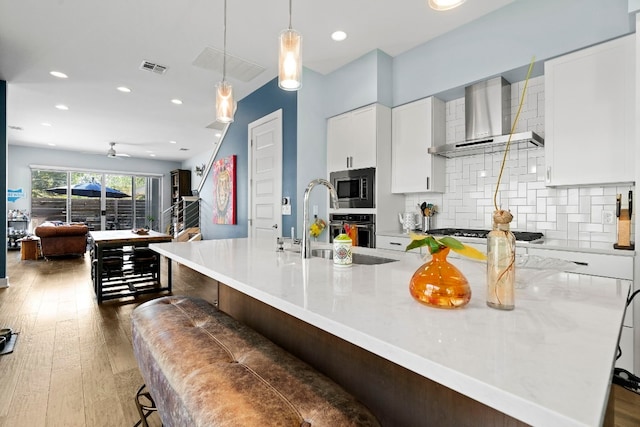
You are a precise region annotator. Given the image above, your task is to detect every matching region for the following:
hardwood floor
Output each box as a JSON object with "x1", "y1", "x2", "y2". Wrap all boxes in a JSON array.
[
  {"x1": 0, "y1": 250, "x2": 217, "y2": 427},
  {"x1": 0, "y1": 249, "x2": 639, "y2": 426}
]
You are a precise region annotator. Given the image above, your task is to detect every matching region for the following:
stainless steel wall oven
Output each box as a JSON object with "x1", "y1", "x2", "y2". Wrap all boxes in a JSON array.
[{"x1": 329, "y1": 213, "x2": 375, "y2": 248}]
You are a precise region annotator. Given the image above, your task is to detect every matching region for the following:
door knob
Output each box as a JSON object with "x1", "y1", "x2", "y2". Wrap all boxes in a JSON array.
[{"x1": 272, "y1": 224, "x2": 278, "y2": 229}]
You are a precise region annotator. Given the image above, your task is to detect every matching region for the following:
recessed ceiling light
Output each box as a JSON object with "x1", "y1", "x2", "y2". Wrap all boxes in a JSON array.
[
  {"x1": 117, "y1": 86, "x2": 131, "y2": 93},
  {"x1": 41, "y1": 122, "x2": 52, "y2": 127},
  {"x1": 215, "y1": 132, "x2": 221, "y2": 138},
  {"x1": 428, "y1": 0, "x2": 465, "y2": 11},
  {"x1": 55, "y1": 104, "x2": 69, "y2": 110},
  {"x1": 50, "y1": 71, "x2": 68, "y2": 79},
  {"x1": 169, "y1": 140, "x2": 177, "y2": 144},
  {"x1": 171, "y1": 99, "x2": 183, "y2": 105},
  {"x1": 48, "y1": 143, "x2": 56, "y2": 146},
  {"x1": 149, "y1": 153, "x2": 156, "y2": 157},
  {"x1": 331, "y1": 31, "x2": 347, "y2": 41}
]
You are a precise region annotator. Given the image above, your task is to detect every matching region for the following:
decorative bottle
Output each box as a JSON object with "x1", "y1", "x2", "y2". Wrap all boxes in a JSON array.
[
  {"x1": 333, "y1": 233, "x2": 352, "y2": 267},
  {"x1": 409, "y1": 247, "x2": 471, "y2": 309},
  {"x1": 486, "y1": 210, "x2": 516, "y2": 310}
]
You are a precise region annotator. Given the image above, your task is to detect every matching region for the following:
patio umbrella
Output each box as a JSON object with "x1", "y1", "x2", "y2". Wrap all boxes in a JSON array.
[{"x1": 46, "y1": 180, "x2": 130, "y2": 198}]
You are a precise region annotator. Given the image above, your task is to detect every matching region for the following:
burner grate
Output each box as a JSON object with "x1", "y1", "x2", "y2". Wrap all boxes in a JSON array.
[{"x1": 428, "y1": 228, "x2": 543, "y2": 242}]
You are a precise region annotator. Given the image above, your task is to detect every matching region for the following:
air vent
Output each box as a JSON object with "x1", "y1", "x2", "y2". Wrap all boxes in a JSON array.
[
  {"x1": 206, "y1": 121, "x2": 227, "y2": 131},
  {"x1": 193, "y1": 46, "x2": 265, "y2": 82},
  {"x1": 179, "y1": 148, "x2": 189, "y2": 151},
  {"x1": 139, "y1": 60, "x2": 168, "y2": 75},
  {"x1": 8, "y1": 125, "x2": 23, "y2": 131}
]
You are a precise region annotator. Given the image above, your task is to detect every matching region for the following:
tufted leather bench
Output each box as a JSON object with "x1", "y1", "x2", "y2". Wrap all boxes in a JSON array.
[{"x1": 131, "y1": 296, "x2": 380, "y2": 427}]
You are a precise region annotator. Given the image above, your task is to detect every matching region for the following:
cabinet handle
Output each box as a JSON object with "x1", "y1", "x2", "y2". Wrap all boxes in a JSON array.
[
  {"x1": 426, "y1": 177, "x2": 430, "y2": 190},
  {"x1": 546, "y1": 167, "x2": 551, "y2": 183},
  {"x1": 573, "y1": 261, "x2": 588, "y2": 266},
  {"x1": 390, "y1": 242, "x2": 402, "y2": 246}
]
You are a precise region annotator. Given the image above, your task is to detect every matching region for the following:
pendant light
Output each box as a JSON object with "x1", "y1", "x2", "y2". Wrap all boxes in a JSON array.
[
  {"x1": 278, "y1": 0, "x2": 302, "y2": 91},
  {"x1": 216, "y1": 0, "x2": 234, "y2": 123},
  {"x1": 428, "y1": 0, "x2": 466, "y2": 11}
]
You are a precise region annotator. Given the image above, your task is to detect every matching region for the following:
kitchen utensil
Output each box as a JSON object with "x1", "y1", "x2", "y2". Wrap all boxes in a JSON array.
[
  {"x1": 614, "y1": 192, "x2": 634, "y2": 250},
  {"x1": 421, "y1": 216, "x2": 431, "y2": 233}
]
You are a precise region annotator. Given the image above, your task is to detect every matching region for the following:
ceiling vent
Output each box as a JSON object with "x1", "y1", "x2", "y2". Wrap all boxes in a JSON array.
[
  {"x1": 193, "y1": 46, "x2": 265, "y2": 82},
  {"x1": 206, "y1": 121, "x2": 227, "y2": 131},
  {"x1": 179, "y1": 148, "x2": 189, "y2": 151},
  {"x1": 139, "y1": 60, "x2": 168, "y2": 75}
]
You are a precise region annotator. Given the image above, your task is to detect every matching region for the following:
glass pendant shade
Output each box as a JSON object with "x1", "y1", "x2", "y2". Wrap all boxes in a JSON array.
[
  {"x1": 216, "y1": 81, "x2": 234, "y2": 123},
  {"x1": 428, "y1": 0, "x2": 465, "y2": 11},
  {"x1": 278, "y1": 29, "x2": 302, "y2": 91}
]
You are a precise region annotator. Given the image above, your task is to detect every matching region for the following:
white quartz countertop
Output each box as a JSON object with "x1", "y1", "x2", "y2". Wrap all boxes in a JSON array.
[
  {"x1": 377, "y1": 230, "x2": 635, "y2": 256},
  {"x1": 150, "y1": 238, "x2": 629, "y2": 427}
]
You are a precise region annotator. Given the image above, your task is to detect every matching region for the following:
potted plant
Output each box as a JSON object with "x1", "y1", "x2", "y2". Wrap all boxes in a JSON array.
[{"x1": 146, "y1": 215, "x2": 156, "y2": 231}]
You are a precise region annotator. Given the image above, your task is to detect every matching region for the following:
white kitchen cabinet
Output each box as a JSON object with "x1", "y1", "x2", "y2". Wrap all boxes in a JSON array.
[
  {"x1": 528, "y1": 247, "x2": 634, "y2": 372},
  {"x1": 391, "y1": 97, "x2": 446, "y2": 193},
  {"x1": 526, "y1": 247, "x2": 633, "y2": 280},
  {"x1": 327, "y1": 104, "x2": 380, "y2": 172},
  {"x1": 544, "y1": 34, "x2": 635, "y2": 186},
  {"x1": 376, "y1": 234, "x2": 412, "y2": 252}
]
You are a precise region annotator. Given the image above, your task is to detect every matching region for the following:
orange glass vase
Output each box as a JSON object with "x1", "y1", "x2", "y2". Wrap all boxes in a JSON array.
[{"x1": 409, "y1": 247, "x2": 471, "y2": 309}]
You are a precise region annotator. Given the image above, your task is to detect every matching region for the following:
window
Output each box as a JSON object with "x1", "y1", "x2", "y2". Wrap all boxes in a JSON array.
[{"x1": 31, "y1": 169, "x2": 160, "y2": 231}]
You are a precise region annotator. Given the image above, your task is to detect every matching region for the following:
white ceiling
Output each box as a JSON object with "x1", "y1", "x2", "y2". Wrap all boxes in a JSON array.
[{"x1": 0, "y1": 0, "x2": 513, "y2": 161}]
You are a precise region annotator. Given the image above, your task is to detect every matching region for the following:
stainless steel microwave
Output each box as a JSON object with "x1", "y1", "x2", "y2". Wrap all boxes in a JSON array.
[{"x1": 329, "y1": 167, "x2": 375, "y2": 209}]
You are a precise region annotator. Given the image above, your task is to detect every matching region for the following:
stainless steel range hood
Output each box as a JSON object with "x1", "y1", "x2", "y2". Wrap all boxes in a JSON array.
[{"x1": 429, "y1": 77, "x2": 544, "y2": 158}]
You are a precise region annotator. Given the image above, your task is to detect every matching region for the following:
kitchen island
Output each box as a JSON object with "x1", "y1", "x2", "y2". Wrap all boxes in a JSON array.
[{"x1": 150, "y1": 238, "x2": 629, "y2": 427}]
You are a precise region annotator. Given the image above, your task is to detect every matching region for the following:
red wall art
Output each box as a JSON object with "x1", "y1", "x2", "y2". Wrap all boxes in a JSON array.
[{"x1": 212, "y1": 154, "x2": 236, "y2": 225}]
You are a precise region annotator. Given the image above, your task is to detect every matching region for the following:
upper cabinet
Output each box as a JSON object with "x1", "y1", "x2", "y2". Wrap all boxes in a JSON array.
[
  {"x1": 544, "y1": 35, "x2": 635, "y2": 187},
  {"x1": 391, "y1": 97, "x2": 446, "y2": 193},
  {"x1": 327, "y1": 104, "x2": 381, "y2": 172}
]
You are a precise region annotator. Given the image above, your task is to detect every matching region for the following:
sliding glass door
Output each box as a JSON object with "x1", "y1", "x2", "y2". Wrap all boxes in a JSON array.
[{"x1": 31, "y1": 169, "x2": 161, "y2": 231}]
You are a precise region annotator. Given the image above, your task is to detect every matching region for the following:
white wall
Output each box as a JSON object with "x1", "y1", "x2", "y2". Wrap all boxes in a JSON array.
[
  {"x1": 393, "y1": 0, "x2": 634, "y2": 106},
  {"x1": 296, "y1": 68, "x2": 330, "y2": 240},
  {"x1": 323, "y1": 50, "x2": 392, "y2": 118}
]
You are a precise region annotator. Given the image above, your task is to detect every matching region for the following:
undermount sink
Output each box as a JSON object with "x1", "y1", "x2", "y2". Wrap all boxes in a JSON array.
[{"x1": 311, "y1": 249, "x2": 397, "y2": 265}]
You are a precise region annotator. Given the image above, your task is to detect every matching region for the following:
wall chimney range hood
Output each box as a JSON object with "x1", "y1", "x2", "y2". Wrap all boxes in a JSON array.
[{"x1": 429, "y1": 77, "x2": 544, "y2": 158}]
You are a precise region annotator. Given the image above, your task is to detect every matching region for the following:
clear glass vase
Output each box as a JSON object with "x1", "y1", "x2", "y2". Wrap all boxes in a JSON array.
[
  {"x1": 409, "y1": 247, "x2": 471, "y2": 309},
  {"x1": 486, "y1": 221, "x2": 516, "y2": 310}
]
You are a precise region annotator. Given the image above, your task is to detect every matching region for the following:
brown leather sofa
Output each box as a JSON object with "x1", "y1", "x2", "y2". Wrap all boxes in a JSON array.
[{"x1": 35, "y1": 223, "x2": 89, "y2": 259}]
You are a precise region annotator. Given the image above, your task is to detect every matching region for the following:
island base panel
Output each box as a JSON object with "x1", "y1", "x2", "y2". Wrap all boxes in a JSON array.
[{"x1": 218, "y1": 283, "x2": 529, "y2": 427}]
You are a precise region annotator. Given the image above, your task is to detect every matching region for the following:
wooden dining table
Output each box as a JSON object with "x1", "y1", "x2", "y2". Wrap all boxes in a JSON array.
[{"x1": 89, "y1": 230, "x2": 173, "y2": 303}]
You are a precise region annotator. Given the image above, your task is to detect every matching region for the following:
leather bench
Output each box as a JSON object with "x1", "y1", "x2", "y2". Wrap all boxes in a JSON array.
[{"x1": 131, "y1": 296, "x2": 380, "y2": 427}]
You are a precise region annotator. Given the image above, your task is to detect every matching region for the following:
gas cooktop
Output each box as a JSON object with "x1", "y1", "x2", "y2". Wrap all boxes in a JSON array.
[{"x1": 427, "y1": 228, "x2": 544, "y2": 242}]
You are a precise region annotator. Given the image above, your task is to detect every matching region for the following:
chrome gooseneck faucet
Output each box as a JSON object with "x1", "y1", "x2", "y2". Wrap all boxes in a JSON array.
[{"x1": 302, "y1": 178, "x2": 339, "y2": 259}]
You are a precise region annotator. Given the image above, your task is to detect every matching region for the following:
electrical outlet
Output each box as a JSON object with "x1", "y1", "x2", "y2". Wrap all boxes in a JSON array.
[
  {"x1": 313, "y1": 205, "x2": 318, "y2": 216},
  {"x1": 603, "y1": 210, "x2": 615, "y2": 225}
]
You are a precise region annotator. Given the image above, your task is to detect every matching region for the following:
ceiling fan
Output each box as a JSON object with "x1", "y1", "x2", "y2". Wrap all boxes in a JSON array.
[{"x1": 107, "y1": 142, "x2": 130, "y2": 158}]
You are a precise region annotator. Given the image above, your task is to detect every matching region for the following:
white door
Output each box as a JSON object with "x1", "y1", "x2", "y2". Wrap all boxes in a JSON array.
[{"x1": 248, "y1": 110, "x2": 283, "y2": 241}]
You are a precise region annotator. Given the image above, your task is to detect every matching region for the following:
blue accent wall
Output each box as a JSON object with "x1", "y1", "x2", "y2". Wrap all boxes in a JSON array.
[
  {"x1": 200, "y1": 77, "x2": 297, "y2": 239},
  {"x1": 1, "y1": 81, "x2": 7, "y2": 281}
]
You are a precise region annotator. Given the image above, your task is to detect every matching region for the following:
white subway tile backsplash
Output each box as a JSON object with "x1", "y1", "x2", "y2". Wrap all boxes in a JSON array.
[{"x1": 404, "y1": 75, "x2": 630, "y2": 244}]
